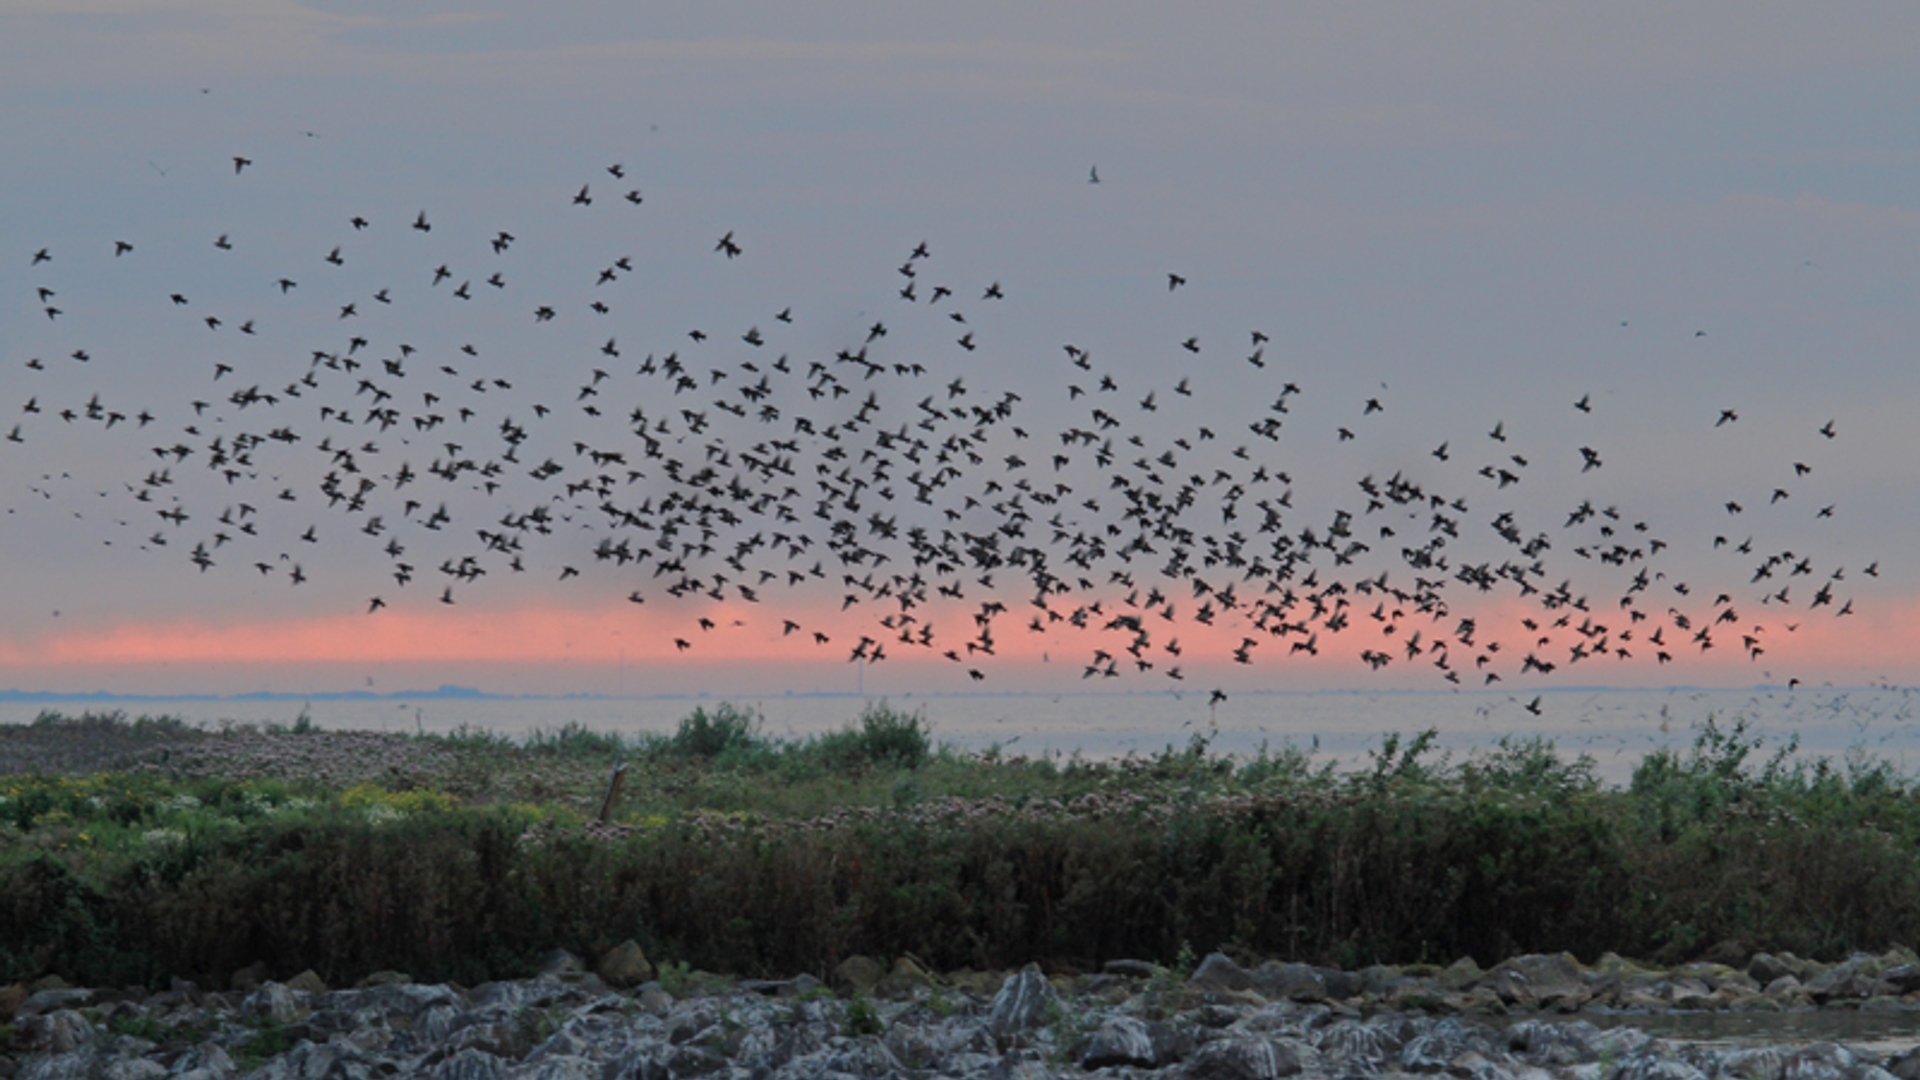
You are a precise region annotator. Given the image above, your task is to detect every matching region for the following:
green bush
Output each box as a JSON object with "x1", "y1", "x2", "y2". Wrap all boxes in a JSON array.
[
  {"x1": 666, "y1": 704, "x2": 762, "y2": 760},
  {"x1": 10, "y1": 716, "x2": 1920, "y2": 986}
]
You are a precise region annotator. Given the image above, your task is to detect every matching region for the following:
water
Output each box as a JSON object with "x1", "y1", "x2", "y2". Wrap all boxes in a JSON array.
[{"x1": 7, "y1": 685, "x2": 1918, "y2": 783}]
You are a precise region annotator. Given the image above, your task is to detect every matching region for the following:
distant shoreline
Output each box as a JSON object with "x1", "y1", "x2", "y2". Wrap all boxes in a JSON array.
[{"x1": 0, "y1": 683, "x2": 1850, "y2": 705}]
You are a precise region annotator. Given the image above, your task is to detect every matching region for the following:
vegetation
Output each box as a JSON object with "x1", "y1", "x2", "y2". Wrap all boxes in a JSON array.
[{"x1": 1, "y1": 708, "x2": 1919, "y2": 988}]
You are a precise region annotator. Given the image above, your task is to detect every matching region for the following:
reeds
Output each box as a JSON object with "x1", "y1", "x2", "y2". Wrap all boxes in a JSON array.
[{"x1": 0, "y1": 711, "x2": 1916, "y2": 987}]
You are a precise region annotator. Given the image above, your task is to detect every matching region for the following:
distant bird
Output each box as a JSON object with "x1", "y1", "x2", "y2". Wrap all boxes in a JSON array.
[
  {"x1": 232, "y1": 156, "x2": 252, "y2": 174},
  {"x1": 1088, "y1": 165, "x2": 1100, "y2": 184}
]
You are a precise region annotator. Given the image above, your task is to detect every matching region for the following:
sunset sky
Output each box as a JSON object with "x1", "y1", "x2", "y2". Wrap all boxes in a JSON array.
[{"x1": 3, "y1": 2, "x2": 1917, "y2": 698}]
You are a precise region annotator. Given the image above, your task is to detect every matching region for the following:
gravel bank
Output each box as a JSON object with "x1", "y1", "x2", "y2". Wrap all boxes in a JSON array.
[{"x1": 9, "y1": 949, "x2": 1920, "y2": 1080}]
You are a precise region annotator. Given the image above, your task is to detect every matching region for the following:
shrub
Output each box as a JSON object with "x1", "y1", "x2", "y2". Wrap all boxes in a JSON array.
[
  {"x1": 666, "y1": 704, "x2": 762, "y2": 760},
  {"x1": 853, "y1": 701, "x2": 931, "y2": 770}
]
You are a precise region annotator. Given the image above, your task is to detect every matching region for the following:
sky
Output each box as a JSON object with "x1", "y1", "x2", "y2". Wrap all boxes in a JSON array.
[{"x1": 2, "y1": 2, "x2": 1917, "y2": 699}]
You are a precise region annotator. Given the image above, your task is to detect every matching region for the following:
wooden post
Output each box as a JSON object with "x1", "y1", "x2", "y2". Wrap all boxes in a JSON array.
[{"x1": 598, "y1": 762, "x2": 629, "y2": 823}]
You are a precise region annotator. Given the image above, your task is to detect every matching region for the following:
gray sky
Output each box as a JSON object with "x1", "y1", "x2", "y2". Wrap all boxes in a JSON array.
[{"x1": 3, "y1": 2, "x2": 1917, "y2": 697}]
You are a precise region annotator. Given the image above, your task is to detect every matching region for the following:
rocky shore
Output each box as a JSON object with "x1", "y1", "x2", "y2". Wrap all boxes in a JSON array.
[{"x1": 9, "y1": 946, "x2": 1920, "y2": 1080}]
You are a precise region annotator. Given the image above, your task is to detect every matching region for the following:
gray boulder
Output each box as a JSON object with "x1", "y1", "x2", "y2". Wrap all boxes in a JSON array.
[
  {"x1": 1180, "y1": 1036, "x2": 1308, "y2": 1079},
  {"x1": 101, "y1": 1059, "x2": 168, "y2": 1080},
  {"x1": 19, "y1": 1009, "x2": 94, "y2": 1054},
  {"x1": 242, "y1": 982, "x2": 305, "y2": 1025},
  {"x1": 1747, "y1": 952, "x2": 1799, "y2": 984},
  {"x1": 14, "y1": 989, "x2": 94, "y2": 1018},
  {"x1": 1481, "y1": 953, "x2": 1590, "y2": 1010},
  {"x1": 595, "y1": 941, "x2": 653, "y2": 989},
  {"x1": 987, "y1": 968, "x2": 1057, "y2": 1037},
  {"x1": 19, "y1": 1051, "x2": 98, "y2": 1080},
  {"x1": 1188, "y1": 952, "x2": 1255, "y2": 993},
  {"x1": 1805, "y1": 961, "x2": 1886, "y2": 1002},
  {"x1": 1082, "y1": 1015, "x2": 1158, "y2": 1068},
  {"x1": 1318, "y1": 967, "x2": 1363, "y2": 1000},
  {"x1": 431, "y1": 1047, "x2": 506, "y2": 1080},
  {"x1": 1880, "y1": 963, "x2": 1920, "y2": 994},
  {"x1": 1887, "y1": 1047, "x2": 1920, "y2": 1080},
  {"x1": 535, "y1": 949, "x2": 584, "y2": 977},
  {"x1": 1250, "y1": 962, "x2": 1326, "y2": 1003}
]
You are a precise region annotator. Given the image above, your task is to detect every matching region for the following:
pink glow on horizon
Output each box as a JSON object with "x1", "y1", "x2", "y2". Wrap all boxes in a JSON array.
[{"x1": 1, "y1": 592, "x2": 1914, "y2": 688}]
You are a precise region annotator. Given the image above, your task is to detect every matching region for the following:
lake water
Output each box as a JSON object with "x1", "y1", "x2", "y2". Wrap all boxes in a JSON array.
[{"x1": 9, "y1": 685, "x2": 1919, "y2": 784}]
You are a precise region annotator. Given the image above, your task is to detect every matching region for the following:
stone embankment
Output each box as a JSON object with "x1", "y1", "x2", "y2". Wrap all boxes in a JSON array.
[{"x1": 7, "y1": 945, "x2": 1920, "y2": 1080}]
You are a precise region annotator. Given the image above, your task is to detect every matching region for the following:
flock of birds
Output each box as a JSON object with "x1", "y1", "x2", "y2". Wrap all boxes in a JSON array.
[{"x1": 6, "y1": 154, "x2": 1882, "y2": 709}]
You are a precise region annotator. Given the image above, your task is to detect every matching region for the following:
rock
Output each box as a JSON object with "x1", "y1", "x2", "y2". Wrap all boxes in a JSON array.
[
  {"x1": 241, "y1": 982, "x2": 304, "y2": 1025},
  {"x1": 1880, "y1": 962, "x2": 1920, "y2": 994},
  {"x1": 1436, "y1": 957, "x2": 1483, "y2": 990},
  {"x1": 285, "y1": 969, "x2": 328, "y2": 995},
  {"x1": 13, "y1": 989, "x2": 93, "y2": 1018},
  {"x1": 26, "y1": 975, "x2": 68, "y2": 993},
  {"x1": 0, "y1": 984, "x2": 25, "y2": 1017},
  {"x1": 1805, "y1": 961, "x2": 1886, "y2": 1002},
  {"x1": 1083, "y1": 1015, "x2": 1158, "y2": 1068},
  {"x1": 1357, "y1": 965, "x2": 1404, "y2": 996},
  {"x1": 595, "y1": 940, "x2": 653, "y2": 988},
  {"x1": 1105, "y1": 958, "x2": 1162, "y2": 979},
  {"x1": 1189, "y1": 952, "x2": 1255, "y2": 993},
  {"x1": 21, "y1": 1006, "x2": 92, "y2": 1053},
  {"x1": 875, "y1": 956, "x2": 931, "y2": 1000},
  {"x1": 988, "y1": 968, "x2": 1057, "y2": 1037},
  {"x1": 1250, "y1": 962, "x2": 1326, "y2": 1003},
  {"x1": 1662, "y1": 978, "x2": 1716, "y2": 1010},
  {"x1": 228, "y1": 962, "x2": 270, "y2": 994},
  {"x1": 1180, "y1": 1036, "x2": 1307, "y2": 1079},
  {"x1": 101, "y1": 1061, "x2": 166, "y2": 1080},
  {"x1": 169, "y1": 1044, "x2": 234, "y2": 1079},
  {"x1": 1888, "y1": 1047, "x2": 1920, "y2": 1080},
  {"x1": 832, "y1": 955, "x2": 886, "y2": 996},
  {"x1": 535, "y1": 949, "x2": 584, "y2": 977},
  {"x1": 355, "y1": 970, "x2": 411, "y2": 987},
  {"x1": 1481, "y1": 953, "x2": 1590, "y2": 1011},
  {"x1": 1318, "y1": 967, "x2": 1362, "y2": 1000},
  {"x1": 20, "y1": 1056, "x2": 93, "y2": 1080},
  {"x1": 19, "y1": 1009, "x2": 94, "y2": 1054},
  {"x1": 636, "y1": 986, "x2": 674, "y2": 1016},
  {"x1": 431, "y1": 1047, "x2": 506, "y2": 1080},
  {"x1": 1747, "y1": 952, "x2": 1796, "y2": 984}
]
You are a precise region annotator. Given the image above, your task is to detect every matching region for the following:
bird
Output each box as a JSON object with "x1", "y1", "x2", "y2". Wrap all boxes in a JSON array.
[{"x1": 6, "y1": 145, "x2": 1872, "y2": 711}]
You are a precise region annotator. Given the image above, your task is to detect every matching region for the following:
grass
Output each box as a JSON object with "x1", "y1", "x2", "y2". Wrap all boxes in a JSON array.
[{"x1": 3, "y1": 708, "x2": 1920, "y2": 989}]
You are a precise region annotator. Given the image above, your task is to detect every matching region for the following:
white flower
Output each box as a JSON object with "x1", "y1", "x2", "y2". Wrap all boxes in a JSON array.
[
  {"x1": 363, "y1": 803, "x2": 405, "y2": 826},
  {"x1": 160, "y1": 794, "x2": 202, "y2": 813},
  {"x1": 143, "y1": 828, "x2": 186, "y2": 847}
]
